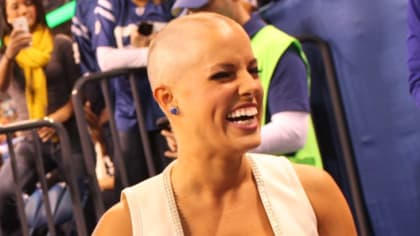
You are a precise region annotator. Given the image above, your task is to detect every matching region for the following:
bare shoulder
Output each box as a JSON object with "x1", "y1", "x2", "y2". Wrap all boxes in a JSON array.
[
  {"x1": 293, "y1": 164, "x2": 336, "y2": 193},
  {"x1": 293, "y1": 164, "x2": 358, "y2": 236},
  {"x1": 92, "y1": 198, "x2": 133, "y2": 236}
]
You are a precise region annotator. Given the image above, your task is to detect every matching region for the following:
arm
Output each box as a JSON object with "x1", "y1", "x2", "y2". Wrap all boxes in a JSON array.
[
  {"x1": 97, "y1": 46, "x2": 149, "y2": 71},
  {"x1": 0, "y1": 30, "x2": 32, "y2": 91},
  {"x1": 256, "y1": 47, "x2": 310, "y2": 154},
  {"x1": 39, "y1": 35, "x2": 81, "y2": 142},
  {"x1": 46, "y1": 99, "x2": 74, "y2": 123},
  {"x1": 0, "y1": 53, "x2": 14, "y2": 92},
  {"x1": 50, "y1": 34, "x2": 81, "y2": 123},
  {"x1": 38, "y1": 99, "x2": 75, "y2": 141},
  {"x1": 92, "y1": 199, "x2": 133, "y2": 236},
  {"x1": 252, "y1": 111, "x2": 308, "y2": 154},
  {"x1": 294, "y1": 164, "x2": 357, "y2": 235},
  {"x1": 93, "y1": 0, "x2": 150, "y2": 72}
]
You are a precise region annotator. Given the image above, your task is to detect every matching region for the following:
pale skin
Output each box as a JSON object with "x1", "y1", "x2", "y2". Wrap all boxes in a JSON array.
[
  {"x1": 0, "y1": 0, "x2": 74, "y2": 141},
  {"x1": 93, "y1": 13, "x2": 357, "y2": 236}
]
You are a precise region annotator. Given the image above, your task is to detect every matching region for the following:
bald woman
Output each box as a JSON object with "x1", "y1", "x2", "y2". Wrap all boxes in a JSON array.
[{"x1": 93, "y1": 13, "x2": 357, "y2": 236}]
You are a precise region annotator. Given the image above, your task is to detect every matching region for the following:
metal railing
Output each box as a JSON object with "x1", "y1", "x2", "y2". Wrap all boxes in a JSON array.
[
  {"x1": 71, "y1": 67, "x2": 157, "y2": 220},
  {"x1": 298, "y1": 36, "x2": 371, "y2": 236},
  {"x1": 0, "y1": 119, "x2": 87, "y2": 236}
]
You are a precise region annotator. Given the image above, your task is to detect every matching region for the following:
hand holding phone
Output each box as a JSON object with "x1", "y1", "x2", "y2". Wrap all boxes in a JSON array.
[
  {"x1": 12, "y1": 17, "x2": 29, "y2": 33},
  {"x1": 5, "y1": 17, "x2": 32, "y2": 57}
]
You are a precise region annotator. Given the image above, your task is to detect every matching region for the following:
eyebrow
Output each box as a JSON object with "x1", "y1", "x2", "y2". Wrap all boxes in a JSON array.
[
  {"x1": 209, "y1": 58, "x2": 258, "y2": 70},
  {"x1": 248, "y1": 58, "x2": 258, "y2": 67}
]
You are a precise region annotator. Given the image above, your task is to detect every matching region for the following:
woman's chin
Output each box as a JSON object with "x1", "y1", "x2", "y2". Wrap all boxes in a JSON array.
[{"x1": 238, "y1": 138, "x2": 261, "y2": 153}]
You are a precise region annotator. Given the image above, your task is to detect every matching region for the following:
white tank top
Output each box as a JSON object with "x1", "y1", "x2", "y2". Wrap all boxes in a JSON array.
[{"x1": 122, "y1": 153, "x2": 318, "y2": 236}]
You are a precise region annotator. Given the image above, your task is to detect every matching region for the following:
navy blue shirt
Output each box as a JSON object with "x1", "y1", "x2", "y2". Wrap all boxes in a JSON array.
[
  {"x1": 72, "y1": 0, "x2": 99, "y2": 75},
  {"x1": 243, "y1": 13, "x2": 310, "y2": 122},
  {"x1": 93, "y1": 0, "x2": 173, "y2": 131},
  {"x1": 72, "y1": 0, "x2": 107, "y2": 115},
  {"x1": 407, "y1": 0, "x2": 420, "y2": 107}
]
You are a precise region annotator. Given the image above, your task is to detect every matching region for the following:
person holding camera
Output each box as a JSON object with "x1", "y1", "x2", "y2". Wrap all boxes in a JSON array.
[
  {"x1": 0, "y1": 0, "x2": 83, "y2": 234},
  {"x1": 92, "y1": 0, "x2": 175, "y2": 195}
]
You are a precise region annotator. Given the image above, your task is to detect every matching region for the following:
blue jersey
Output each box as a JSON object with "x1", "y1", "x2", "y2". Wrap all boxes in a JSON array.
[
  {"x1": 72, "y1": 0, "x2": 107, "y2": 115},
  {"x1": 93, "y1": 0, "x2": 173, "y2": 131},
  {"x1": 72, "y1": 0, "x2": 99, "y2": 75}
]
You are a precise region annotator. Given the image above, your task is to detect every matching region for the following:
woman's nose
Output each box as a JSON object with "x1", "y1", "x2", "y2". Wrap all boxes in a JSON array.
[{"x1": 238, "y1": 72, "x2": 263, "y2": 100}]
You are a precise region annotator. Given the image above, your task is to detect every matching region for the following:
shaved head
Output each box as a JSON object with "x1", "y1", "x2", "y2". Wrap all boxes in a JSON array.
[
  {"x1": 147, "y1": 12, "x2": 261, "y2": 155},
  {"x1": 147, "y1": 12, "x2": 250, "y2": 90}
]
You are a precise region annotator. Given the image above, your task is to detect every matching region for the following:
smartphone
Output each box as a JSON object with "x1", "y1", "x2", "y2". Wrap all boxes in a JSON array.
[{"x1": 12, "y1": 17, "x2": 29, "y2": 32}]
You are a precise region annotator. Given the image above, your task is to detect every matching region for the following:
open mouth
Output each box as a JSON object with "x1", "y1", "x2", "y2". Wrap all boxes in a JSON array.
[{"x1": 226, "y1": 107, "x2": 258, "y2": 124}]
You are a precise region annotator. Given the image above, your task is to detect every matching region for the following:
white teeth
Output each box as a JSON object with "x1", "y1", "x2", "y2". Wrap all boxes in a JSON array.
[
  {"x1": 235, "y1": 119, "x2": 254, "y2": 125},
  {"x1": 227, "y1": 107, "x2": 258, "y2": 119}
]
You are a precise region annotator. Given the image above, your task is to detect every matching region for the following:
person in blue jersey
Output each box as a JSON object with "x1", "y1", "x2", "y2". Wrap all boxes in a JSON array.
[
  {"x1": 92, "y1": 13, "x2": 356, "y2": 235},
  {"x1": 408, "y1": 0, "x2": 420, "y2": 107},
  {"x1": 71, "y1": 0, "x2": 106, "y2": 141},
  {"x1": 162, "y1": 0, "x2": 314, "y2": 161},
  {"x1": 72, "y1": 0, "x2": 99, "y2": 76},
  {"x1": 92, "y1": 0, "x2": 174, "y2": 193},
  {"x1": 72, "y1": 0, "x2": 117, "y2": 202}
]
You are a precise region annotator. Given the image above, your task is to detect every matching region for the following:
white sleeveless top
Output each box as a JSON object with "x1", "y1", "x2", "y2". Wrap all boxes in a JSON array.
[{"x1": 122, "y1": 153, "x2": 318, "y2": 236}]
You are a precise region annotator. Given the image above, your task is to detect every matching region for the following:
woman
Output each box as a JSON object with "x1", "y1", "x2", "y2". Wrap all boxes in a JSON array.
[
  {"x1": 0, "y1": 0, "x2": 82, "y2": 234},
  {"x1": 93, "y1": 13, "x2": 357, "y2": 236}
]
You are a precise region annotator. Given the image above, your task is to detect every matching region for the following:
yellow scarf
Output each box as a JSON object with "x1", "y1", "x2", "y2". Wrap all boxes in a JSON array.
[{"x1": 4, "y1": 25, "x2": 53, "y2": 119}]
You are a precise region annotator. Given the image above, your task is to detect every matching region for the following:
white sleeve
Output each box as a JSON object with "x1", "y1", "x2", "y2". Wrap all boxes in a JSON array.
[
  {"x1": 250, "y1": 111, "x2": 309, "y2": 154},
  {"x1": 96, "y1": 46, "x2": 149, "y2": 71}
]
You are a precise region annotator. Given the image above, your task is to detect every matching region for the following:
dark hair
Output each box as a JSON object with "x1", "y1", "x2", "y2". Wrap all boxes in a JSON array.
[{"x1": 0, "y1": 0, "x2": 47, "y2": 38}]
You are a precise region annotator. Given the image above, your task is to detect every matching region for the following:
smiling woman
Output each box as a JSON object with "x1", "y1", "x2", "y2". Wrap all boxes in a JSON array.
[{"x1": 92, "y1": 12, "x2": 357, "y2": 236}]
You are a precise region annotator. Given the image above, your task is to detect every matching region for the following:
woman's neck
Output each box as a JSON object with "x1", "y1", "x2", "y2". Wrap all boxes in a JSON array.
[{"x1": 171, "y1": 151, "x2": 251, "y2": 196}]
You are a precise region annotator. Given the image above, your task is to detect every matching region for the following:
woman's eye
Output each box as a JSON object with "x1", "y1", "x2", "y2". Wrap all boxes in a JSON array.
[
  {"x1": 10, "y1": 3, "x2": 18, "y2": 10},
  {"x1": 249, "y1": 67, "x2": 261, "y2": 77},
  {"x1": 210, "y1": 71, "x2": 234, "y2": 80}
]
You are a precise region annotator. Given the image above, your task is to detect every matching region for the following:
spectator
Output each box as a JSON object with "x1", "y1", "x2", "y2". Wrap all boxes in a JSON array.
[
  {"x1": 92, "y1": 0, "x2": 174, "y2": 194},
  {"x1": 0, "y1": 0, "x2": 83, "y2": 234},
  {"x1": 72, "y1": 0, "x2": 115, "y2": 191},
  {"x1": 92, "y1": 13, "x2": 357, "y2": 235}
]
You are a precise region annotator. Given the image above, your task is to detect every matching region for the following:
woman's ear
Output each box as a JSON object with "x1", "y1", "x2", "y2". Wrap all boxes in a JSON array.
[{"x1": 153, "y1": 85, "x2": 174, "y2": 113}]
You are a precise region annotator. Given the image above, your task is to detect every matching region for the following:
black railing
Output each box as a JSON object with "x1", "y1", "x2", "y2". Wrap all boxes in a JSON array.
[
  {"x1": 71, "y1": 67, "x2": 157, "y2": 220},
  {"x1": 298, "y1": 36, "x2": 371, "y2": 236},
  {"x1": 0, "y1": 119, "x2": 87, "y2": 236}
]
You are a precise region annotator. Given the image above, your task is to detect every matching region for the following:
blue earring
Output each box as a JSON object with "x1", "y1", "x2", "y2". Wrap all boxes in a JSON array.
[{"x1": 169, "y1": 106, "x2": 179, "y2": 115}]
